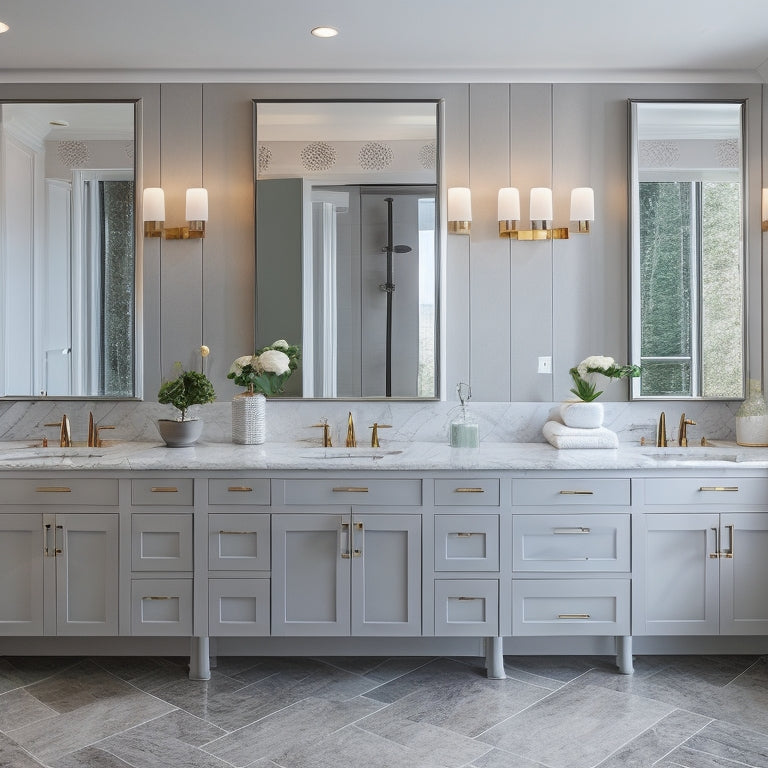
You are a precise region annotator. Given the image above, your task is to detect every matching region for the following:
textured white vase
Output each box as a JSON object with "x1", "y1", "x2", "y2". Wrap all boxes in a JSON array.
[
  {"x1": 560, "y1": 401, "x2": 604, "y2": 429},
  {"x1": 232, "y1": 393, "x2": 266, "y2": 444}
]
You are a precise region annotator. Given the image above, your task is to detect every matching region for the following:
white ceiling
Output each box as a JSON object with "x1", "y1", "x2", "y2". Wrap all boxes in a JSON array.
[{"x1": 0, "y1": 0, "x2": 767, "y2": 83}]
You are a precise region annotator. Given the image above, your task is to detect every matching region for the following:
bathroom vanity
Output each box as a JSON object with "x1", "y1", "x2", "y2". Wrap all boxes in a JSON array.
[{"x1": 1, "y1": 441, "x2": 767, "y2": 680}]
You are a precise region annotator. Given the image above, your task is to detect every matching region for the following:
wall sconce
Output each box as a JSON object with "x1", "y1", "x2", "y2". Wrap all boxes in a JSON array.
[
  {"x1": 498, "y1": 186, "x2": 594, "y2": 240},
  {"x1": 448, "y1": 187, "x2": 472, "y2": 235},
  {"x1": 143, "y1": 187, "x2": 208, "y2": 239},
  {"x1": 762, "y1": 188, "x2": 768, "y2": 232}
]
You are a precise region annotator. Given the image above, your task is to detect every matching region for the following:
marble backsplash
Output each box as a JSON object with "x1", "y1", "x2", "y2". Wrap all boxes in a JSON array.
[{"x1": 0, "y1": 397, "x2": 740, "y2": 448}]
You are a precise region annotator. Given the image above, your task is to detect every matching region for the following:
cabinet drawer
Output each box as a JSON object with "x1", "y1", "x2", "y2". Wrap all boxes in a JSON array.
[
  {"x1": 434, "y1": 580, "x2": 499, "y2": 636},
  {"x1": 643, "y1": 477, "x2": 768, "y2": 506},
  {"x1": 512, "y1": 478, "x2": 630, "y2": 506},
  {"x1": 131, "y1": 579, "x2": 192, "y2": 636},
  {"x1": 281, "y1": 478, "x2": 421, "y2": 506},
  {"x1": 209, "y1": 514, "x2": 270, "y2": 571},
  {"x1": 132, "y1": 514, "x2": 193, "y2": 571},
  {"x1": 131, "y1": 479, "x2": 193, "y2": 506},
  {"x1": 209, "y1": 578, "x2": 270, "y2": 636},
  {"x1": 1, "y1": 478, "x2": 118, "y2": 506},
  {"x1": 434, "y1": 514, "x2": 499, "y2": 571},
  {"x1": 209, "y1": 479, "x2": 270, "y2": 506},
  {"x1": 513, "y1": 514, "x2": 630, "y2": 572},
  {"x1": 511, "y1": 579, "x2": 630, "y2": 636},
  {"x1": 434, "y1": 479, "x2": 499, "y2": 506}
]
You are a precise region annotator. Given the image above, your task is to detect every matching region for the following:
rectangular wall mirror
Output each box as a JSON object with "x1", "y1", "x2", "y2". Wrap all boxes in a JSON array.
[
  {"x1": 629, "y1": 100, "x2": 746, "y2": 400},
  {"x1": 0, "y1": 100, "x2": 139, "y2": 399},
  {"x1": 254, "y1": 99, "x2": 441, "y2": 399}
]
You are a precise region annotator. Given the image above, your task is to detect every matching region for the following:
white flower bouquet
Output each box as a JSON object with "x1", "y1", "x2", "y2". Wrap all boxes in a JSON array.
[
  {"x1": 227, "y1": 340, "x2": 300, "y2": 396},
  {"x1": 569, "y1": 355, "x2": 640, "y2": 402}
]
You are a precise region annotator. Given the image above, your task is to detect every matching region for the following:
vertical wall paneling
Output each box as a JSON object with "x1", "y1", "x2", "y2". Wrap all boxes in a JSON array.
[
  {"x1": 159, "y1": 84, "x2": 204, "y2": 381},
  {"x1": 763, "y1": 83, "x2": 768, "y2": 390},
  {"x1": 468, "y1": 84, "x2": 512, "y2": 401},
  {"x1": 507, "y1": 85, "x2": 555, "y2": 401}
]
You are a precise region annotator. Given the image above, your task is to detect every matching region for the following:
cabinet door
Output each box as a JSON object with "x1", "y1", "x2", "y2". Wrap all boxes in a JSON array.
[
  {"x1": 0, "y1": 514, "x2": 44, "y2": 635},
  {"x1": 351, "y1": 513, "x2": 421, "y2": 636},
  {"x1": 56, "y1": 513, "x2": 119, "y2": 636},
  {"x1": 720, "y1": 513, "x2": 768, "y2": 635},
  {"x1": 635, "y1": 513, "x2": 719, "y2": 635},
  {"x1": 271, "y1": 513, "x2": 350, "y2": 636}
]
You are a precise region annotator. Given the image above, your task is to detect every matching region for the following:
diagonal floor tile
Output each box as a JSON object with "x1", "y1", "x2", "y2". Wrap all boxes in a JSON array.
[
  {"x1": 0, "y1": 732, "x2": 48, "y2": 767},
  {"x1": 115, "y1": 709, "x2": 226, "y2": 748},
  {"x1": 0, "y1": 657, "x2": 83, "y2": 696},
  {"x1": 0, "y1": 688, "x2": 57, "y2": 732},
  {"x1": 656, "y1": 745, "x2": 753, "y2": 767},
  {"x1": 50, "y1": 745, "x2": 138, "y2": 768},
  {"x1": 469, "y1": 747, "x2": 549, "y2": 767},
  {"x1": 91, "y1": 656, "x2": 190, "y2": 693},
  {"x1": 684, "y1": 706, "x2": 768, "y2": 763},
  {"x1": 478, "y1": 682, "x2": 674, "y2": 768}
]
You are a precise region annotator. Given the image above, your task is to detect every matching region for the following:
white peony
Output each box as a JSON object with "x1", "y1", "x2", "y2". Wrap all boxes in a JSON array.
[
  {"x1": 257, "y1": 349, "x2": 290, "y2": 375},
  {"x1": 228, "y1": 355, "x2": 256, "y2": 376},
  {"x1": 577, "y1": 355, "x2": 614, "y2": 377},
  {"x1": 272, "y1": 339, "x2": 289, "y2": 349}
]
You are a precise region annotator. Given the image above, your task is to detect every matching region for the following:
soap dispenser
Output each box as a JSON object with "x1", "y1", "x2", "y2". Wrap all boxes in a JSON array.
[{"x1": 449, "y1": 382, "x2": 479, "y2": 448}]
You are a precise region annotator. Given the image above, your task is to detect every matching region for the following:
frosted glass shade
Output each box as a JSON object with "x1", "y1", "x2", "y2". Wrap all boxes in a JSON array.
[
  {"x1": 570, "y1": 187, "x2": 595, "y2": 221},
  {"x1": 143, "y1": 187, "x2": 165, "y2": 221},
  {"x1": 448, "y1": 187, "x2": 472, "y2": 221},
  {"x1": 498, "y1": 187, "x2": 520, "y2": 220},
  {"x1": 762, "y1": 188, "x2": 768, "y2": 223},
  {"x1": 529, "y1": 187, "x2": 553, "y2": 221},
  {"x1": 186, "y1": 187, "x2": 208, "y2": 221}
]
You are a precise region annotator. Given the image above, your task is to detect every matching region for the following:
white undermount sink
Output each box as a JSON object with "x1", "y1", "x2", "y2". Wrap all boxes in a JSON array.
[
  {"x1": 300, "y1": 447, "x2": 404, "y2": 459},
  {"x1": 641, "y1": 447, "x2": 741, "y2": 462}
]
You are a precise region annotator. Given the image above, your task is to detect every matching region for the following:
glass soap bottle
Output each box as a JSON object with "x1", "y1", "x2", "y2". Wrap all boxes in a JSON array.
[
  {"x1": 449, "y1": 382, "x2": 479, "y2": 448},
  {"x1": 736, "y1": 379, "x2": 768, "y2": 446}
]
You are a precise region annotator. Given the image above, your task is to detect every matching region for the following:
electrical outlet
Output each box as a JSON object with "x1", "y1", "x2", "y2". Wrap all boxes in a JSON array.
[{"x1": 538, "y1": 356, "x2": 552, "y2": 374}]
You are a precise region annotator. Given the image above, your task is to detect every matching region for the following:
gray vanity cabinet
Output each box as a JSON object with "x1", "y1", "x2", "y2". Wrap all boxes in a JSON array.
[{"x1": 271, "y1": 509, "x2": 422, "y2": 637}]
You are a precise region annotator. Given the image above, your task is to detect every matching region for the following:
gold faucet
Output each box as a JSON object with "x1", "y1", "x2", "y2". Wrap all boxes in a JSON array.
[
  {"x1": 369, "y1": 422, "x2": 392, "y2": 448},
  {"x1": 678, "y1": 412, "x2": 696, "y2": 447},
  {"x1": 656, "y1": 412, "x2": 667, "y2": 447},
  {"x1": 310, "y1": 419, "x2": 333, "y2": 447},
  {"x1": 88, "y1": 412, "x2": 116, "y2": 447},
  {"x1": 44, "y1": 414, "x2": 72, "y2": 447},
  {"x1": 346, "y1": 412, "x2": 357, "y2": 448}
]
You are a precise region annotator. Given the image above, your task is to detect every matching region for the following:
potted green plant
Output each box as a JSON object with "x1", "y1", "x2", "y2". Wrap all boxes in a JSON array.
[{"x1": 157, "y1": 347, "x2": 216, "y2": 447}]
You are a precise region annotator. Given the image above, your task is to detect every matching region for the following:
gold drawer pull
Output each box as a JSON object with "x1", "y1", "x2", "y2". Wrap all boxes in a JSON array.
[
  {"x1": 558, "y1": 613, "x2": 591, "y2": 619},
  {"x1": 458, "y1": 596, "x2": 480, "y2": 601},
  {"x1": 219, "y1": 530, "x2": 255, "y2": 535},
  {"x1": 699, "y1": 486, "x2": 739, "y2": 492},
  {"x1": 558, "y1": 490, "x2": 594, "y2": 495},
  {"x1": 143, "y1": 596, "x2": 172, "y2": 600},
  {"x1": 455, "y1": 487, "x2": 485, "y2": 493},
  {"x1": 456, "y1": 532, "x2": 475, "y2": 538},
  {"x1": 35, "y1": 486, "x2": 71, "y2": 493},
  {"x1": 332, "y1": 487, "x2": 369, "y2": 493},
  {"x1": 227, "y1": 486, "x2": 253, "y2": 492},
  {"x1": 151, "y1": 486, "x2": 179, "y2": 493},
  {"x1": 553, "y1": 527, "x2": 591, "y2": 535}
]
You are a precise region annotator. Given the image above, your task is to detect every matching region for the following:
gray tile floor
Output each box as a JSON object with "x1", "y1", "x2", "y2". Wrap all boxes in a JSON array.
[{"x1": 0, "y1": 653, "x2": 767, "y2": 767}]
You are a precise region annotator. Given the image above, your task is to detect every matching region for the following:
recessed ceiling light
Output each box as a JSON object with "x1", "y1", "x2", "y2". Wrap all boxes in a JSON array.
[
  {"x1": 311, "y1": 26, "x2": 338, "y2": 38},
  {"x1": 0, "y1": 22, "x2": 9, "y2": 34}
]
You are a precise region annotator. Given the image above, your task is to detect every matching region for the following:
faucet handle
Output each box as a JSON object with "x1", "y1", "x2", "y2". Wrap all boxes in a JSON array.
[
  {"x1": 369, "y1": 423, "x2": 392, "y2": 448},
  {"x1": 309, "y1": 420, "x2": 332, "y2": 447},
  {"x1": 95, "y1": 425, "x2": 116, "y2": 447},
  {"x1": 44, "y1": 415, "x2": 71, "y2": 447},
  {"x1": 346, "y1": 412, "x2": 356, "y2": 448}
]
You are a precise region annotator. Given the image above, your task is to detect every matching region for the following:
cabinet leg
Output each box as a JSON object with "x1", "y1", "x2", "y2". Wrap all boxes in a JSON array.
[
  {"x1": 189, "y1": 636, "x2": 211, "y2": 680},
  {"x1": 485, "y1": 636, "x2": 506, "y2": 680},
  {"x1": 616, "y1": 635, "x2": 634, "y2": 675}
]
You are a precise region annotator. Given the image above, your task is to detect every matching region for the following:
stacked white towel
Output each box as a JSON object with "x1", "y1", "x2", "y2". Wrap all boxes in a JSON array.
[{"x1": 542, "y1": 413, "x2": 618, "y2": 449}]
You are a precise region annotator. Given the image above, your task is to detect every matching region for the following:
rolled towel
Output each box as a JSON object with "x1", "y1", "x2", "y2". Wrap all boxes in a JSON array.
[{"x1": 542, "y1": 420, "x2": 618, "y2": 449}]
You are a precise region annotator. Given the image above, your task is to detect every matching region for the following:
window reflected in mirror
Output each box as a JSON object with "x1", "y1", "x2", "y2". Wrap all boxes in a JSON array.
[{"x1": 629, "y1": 101, "x2": 745, "y2": 399}]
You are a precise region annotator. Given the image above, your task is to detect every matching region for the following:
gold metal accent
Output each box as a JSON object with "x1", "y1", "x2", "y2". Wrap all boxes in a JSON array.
[
  {"x1": 657, "y1": 411, "x2": 667, "y2": 447},
  {"x1": 219, "y1": 530, "x2": 254, "y2": 535},
  {"x1": 448, "y1": 220, "x2": 470, "y2": 236},
  {"x1": 144, "y1": 220, "x2": 163, "y2": 238},
  {"x1": 369, "y1": 422, "x2": 391, "y2": 448},
  {"x1": 227, "y1": 486, "x2": 253, "y2": 492},
  {"x1": 558, "y1": 490, "x2": 594, "y2": 495},
  {"x1": 553, "y1": 527, "x2": 591, "y2": 534},
  {"x1": 354, "y1": 522, "x2": 363, "y2": 530},
  {"x1": 35, "y1": 486, "x2": 71, "y2": 493},
  {"x1": 346, "y1": 412, "x2": 356, "y2": 447},
  {"x1": 44, "y1": 523, "x2": 53, "y2": 557},
  {"x1": 699, "y1": 486, "x2": 739, "y2": 492},
  {"x1": 352, "y1": 549, "x2": 362, "y2": 558},
  {"x1": 151, "y1": 487, "x2": 179, "y2": 493},
  {"x1": 558, "y1": 613, "x2": 590, "y2": 619},
  {"x1": 55, "y1": 524, "x2": 63, "y2": 555},
  {"x1": 678, "y1": 412, "x2": 696, "y2": 447},
  {"x1": 332, "y1": 487, "x2": 369, "y2": 493},
  {"x1": 456, "y1": 532, "x2": 475, "y2": 538},
  {"x1": 94, "y1": 424, "x2": 115, "y2": 447},
  {"x1": 159, "y1": 223, "x2": 206, "y2": 240},
  {"x1": 455, "y1": 487, "x2": 485, "y2": 493},
  {"x1": 709, "y1": 526, "x2": 721, "y2": 558},
  {"x1": 310, "y1": 420, "x2": 333, "y2": 447},
  {"x1": 458, "y1": 596, "x2": 479, "y2": 601},
  {"x1": 45, "y1": 415, "x2": 72, "y2": 447},
  {"x1": 724, "y1": 523, "x2": 735, "y2": 558},
  {"x1": 340, "y1": 521, "x2": 351, "y2": 559},
  {"x1": 499, "y1": 223, "x2": 570, "y2": 240},
  {"x1": 143, "y1": 596, "x2": 172, "y2": 600}
]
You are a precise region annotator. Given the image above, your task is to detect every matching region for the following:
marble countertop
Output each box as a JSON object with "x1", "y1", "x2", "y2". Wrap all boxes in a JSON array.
[{"x1": 1, "y1": 439, "x2": 768, "y2": 472}]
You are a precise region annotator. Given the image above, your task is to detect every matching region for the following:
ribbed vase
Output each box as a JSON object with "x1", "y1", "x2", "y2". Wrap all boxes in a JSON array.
[{"x1": 232, "y1": 392, "x2": 266, "y2": 444}]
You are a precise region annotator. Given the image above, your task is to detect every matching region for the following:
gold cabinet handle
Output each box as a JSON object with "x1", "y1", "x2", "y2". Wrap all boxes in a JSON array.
[
  {"x1": 454, "y1": 487, "x2": 485, "y2": 493},
  {"x1": 340, "y1": 521, "x2": 351, "y2": 559},
  {"x1": 142, "y1": 596, "x2": 172, "y2": 600},
  {"x1": 151, "y1": 487, "x2": 178, "y2": 493},
  {"x1": 558, "y1": 490, "x2": 594, "y2": 495},
  {"x1": 553, "y1": 527, "x2": 591, "y2": 535},
  {"x1": 227, "y1": 486, "x2": 253, "y2": 492},
  {"x1": 219, "y1": 530, "x2": 255, "y2": 535},
  {"x1": 456, "y1": 532, "x2": 475, "y2": 538},
  {"x1": 699, "y1": 486, "x2": 739, "y2": 492},
  {"x1": 457, "y1": 596, "x2": 480, "y2": 601},
  {"x1": 332, "y1": 487, "x2": 369, "y2": 493},
  {"x1": 723, "y1": 523, "x2": 735, "y2": 559},
  {"x1": 55, "y1": 524, "x2": 63, "y2": 555},
  {"x1": 558, "y1": 613, "x2": 591, "y2": 619},
  {"x1": 44, "y1": 523, "x2": 53, "y2": 557},
  {"x1": 36, "y1": 486, "x2": 71, "y2": 493},
  {"x1": 709, "y1": 526, "x2": 721, "y2": 559}
]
